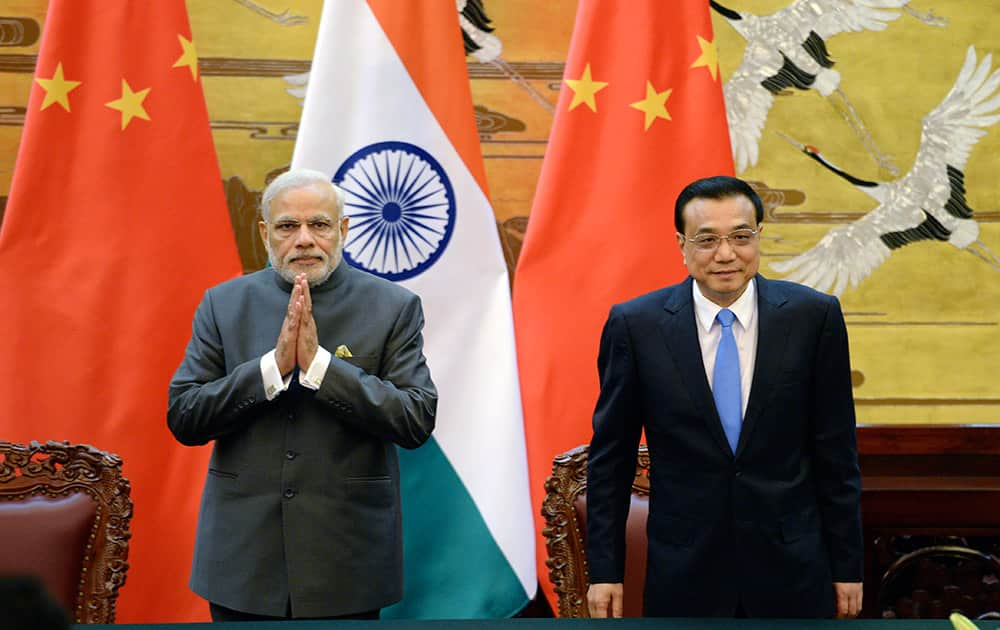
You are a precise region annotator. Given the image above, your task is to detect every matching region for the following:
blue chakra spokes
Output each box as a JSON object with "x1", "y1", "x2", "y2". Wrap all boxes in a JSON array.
[{"x1": 333, "y1": 141, "x2": 456, "y2": 281}]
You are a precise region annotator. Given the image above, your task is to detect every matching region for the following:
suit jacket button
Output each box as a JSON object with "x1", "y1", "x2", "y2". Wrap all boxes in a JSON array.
[
  {"x1": 283, "y1": 488, "x2": 296, "y2": 499},
  {"x1": 286, "y1": 450, "x2": 297, "y2": 460}
]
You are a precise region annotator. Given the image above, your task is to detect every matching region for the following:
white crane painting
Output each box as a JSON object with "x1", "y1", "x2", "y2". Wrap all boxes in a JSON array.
[
  {"x1": 712, "y1": 0, "x2": 945, "y2": 176},
  {"x1": 769, "y1": 46, "x2": 1000, "y2": 296}
]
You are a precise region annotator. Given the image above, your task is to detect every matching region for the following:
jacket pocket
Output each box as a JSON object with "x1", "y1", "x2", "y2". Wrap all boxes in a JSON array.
[
  {"x1": 342, "y1": 354, "x2": 379, "y2": 375},
  {"x1": 654, "y1": 514, "x2": 696, "y2": 547},
  {"x1": 779, "y1": 507, "x2": 819, "y2": 543},
  {"x1": 345, "y1": 476, "x2": 395, "y2": 510}
]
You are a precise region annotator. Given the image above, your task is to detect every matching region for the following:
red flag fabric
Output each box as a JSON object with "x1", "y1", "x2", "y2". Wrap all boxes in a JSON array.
[
  {"x1": 0, "y1": 1, "x2": 241, "y2": 622},
  {"x1": 512, "y1": 0, "x2": 734, "y2": 609}
]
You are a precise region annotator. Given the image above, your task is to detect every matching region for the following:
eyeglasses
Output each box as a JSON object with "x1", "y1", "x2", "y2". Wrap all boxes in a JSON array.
[
  {"x1": 268, "y1": 218, "x2": 338, "y2": 239},
  {"x1": 680, "y1": 228, "x2": 759, "y2": 251}
]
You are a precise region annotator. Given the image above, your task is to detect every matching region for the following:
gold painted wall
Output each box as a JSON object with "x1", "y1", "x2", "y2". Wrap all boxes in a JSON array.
[
  {"x1": 717, "y1": 1, "x2": 1000, "y2": 425},
  {"x1": 1, "y1": 1, "x2": 997, "y2": 425}
]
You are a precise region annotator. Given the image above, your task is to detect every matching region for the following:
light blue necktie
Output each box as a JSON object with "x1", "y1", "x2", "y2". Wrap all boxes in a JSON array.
[{"x1": 713, "y1": 308, "x2": 742, "y2": 455}]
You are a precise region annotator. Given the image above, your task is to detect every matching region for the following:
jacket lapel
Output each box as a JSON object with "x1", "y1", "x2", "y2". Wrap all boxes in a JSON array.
[
  {"x1": 658, "y1": 278, "x2": 733, "y2": 458},
  {"x1": 736, "y1": 275, "x2": 790, "y2": 458}
]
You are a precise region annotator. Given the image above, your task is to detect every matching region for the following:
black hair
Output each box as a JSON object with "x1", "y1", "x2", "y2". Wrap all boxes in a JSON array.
[{"x1": 674, "y1": 175, "x2": 764, "y2": 234}]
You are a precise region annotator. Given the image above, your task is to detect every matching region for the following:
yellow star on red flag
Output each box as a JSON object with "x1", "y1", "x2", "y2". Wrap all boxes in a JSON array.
[
  {"x1": 564, "y1": 63, "x2": 609, "y2": 112},
  {"x1": 34, "y1": 62, "x2": 82, "y2": 112},
  {"x1": 629, "y1": 81, "x2": 672, "y2": 130},
  {"x1": 105, "y1": 79, "x2": 151, "y2": 130},
  {"x1": 173, "y1": 34, "x2": 199, "y2": 81},
  {"x1": 690, "y1": 35, "x2": 720, "y2": 81}
]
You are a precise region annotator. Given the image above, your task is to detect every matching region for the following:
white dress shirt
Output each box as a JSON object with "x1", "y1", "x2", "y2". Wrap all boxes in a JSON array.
[
  {"x1": 692, "y1": 278, "x2": 758, "y2": 419},
  {"x1": 260, "y1": 345, "x2": 332, "y2": 400}
]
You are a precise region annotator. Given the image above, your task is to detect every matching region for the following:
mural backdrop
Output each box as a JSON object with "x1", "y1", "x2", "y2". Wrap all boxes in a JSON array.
[{"x1": 2, "y1": 0, "x2": 997, "y2": 429}]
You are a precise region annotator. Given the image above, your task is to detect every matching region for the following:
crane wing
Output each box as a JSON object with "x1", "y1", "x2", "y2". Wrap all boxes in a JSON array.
[
  {"x1": 799, "y1": 0, "x2": 908, "y2": 39},
  {"x1": 911, "y1": 46, "x2": 1000, "y2": 179},
  {"x1": 873, "y1": 45, "x2": 1000, "y2": 242},
  {"x1": 771, "y1": 50, "x2": 1000, "y2": 296},
  {"x1": 769, "y1": 195, "x2": 925, "y2": 295},
  {"x1": 720, "y1": 0, "x2": 908, "y2": 172},
  {"x1": 724, "y1": 62, "x2": 777, "y2": 173}
]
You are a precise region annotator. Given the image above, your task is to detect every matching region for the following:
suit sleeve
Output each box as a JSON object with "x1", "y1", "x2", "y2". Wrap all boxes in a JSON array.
[
  {"x1": 313, "y1": 293, "x2": 437, "y2": 449},
  {"x1": 167, "y1": 289, "x2": 266, "y2": 446},
  {"x1": 811, "y1": 295, "x2": 864, "y2": 582},
  {"x1": 586, "y1": 305, "x2": 645, "y2": 583}
]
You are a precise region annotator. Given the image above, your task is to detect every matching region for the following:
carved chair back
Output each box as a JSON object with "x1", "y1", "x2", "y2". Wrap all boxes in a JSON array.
[
  {"x1": 879, "y1": 545, "x2": 1000, "y2": 620},
  {"x1": 0, "y1": 441, "x2": 133, "y2": 623},
  {"x1": 541, "y1": 444, "x2": 651, "y2": 617}
]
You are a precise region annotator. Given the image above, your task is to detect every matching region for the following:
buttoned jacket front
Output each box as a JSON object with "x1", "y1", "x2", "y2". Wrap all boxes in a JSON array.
[{"x1": 168, "y1": 264, "x2": 437, "y2": 617}]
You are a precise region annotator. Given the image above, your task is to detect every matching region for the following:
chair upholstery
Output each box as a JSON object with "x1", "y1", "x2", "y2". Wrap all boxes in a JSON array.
[
  {"x1": 879, "y1": 545, "x2": 1000, "y2": 620},
  {"x1": 541, "y1": 444, "x2": 650, "y2": 617},
  {"x1": 0, "y1": 441, "x2": 133, "y2": 623}
]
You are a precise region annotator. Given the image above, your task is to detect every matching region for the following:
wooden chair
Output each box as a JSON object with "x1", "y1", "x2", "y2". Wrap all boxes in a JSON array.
[
  {"x1": 540, "y1": 444, "x2": 651, "y2": 617},
  {"x1": 0, "y1": 441, "x2": 133, "y2": 623},
  {"x1": 878, "y1": 545, "x2": 1000, "y2": 620}
]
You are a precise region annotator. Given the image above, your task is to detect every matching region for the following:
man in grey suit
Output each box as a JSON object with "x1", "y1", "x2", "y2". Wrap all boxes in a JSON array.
[{"x1": 168, "y1": 169, "x2": 437, "y2": 621}]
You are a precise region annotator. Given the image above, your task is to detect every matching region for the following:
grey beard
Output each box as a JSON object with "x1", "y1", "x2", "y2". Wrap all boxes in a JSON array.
[{"x1": 267, "y1": 247, "x2": 343, "y2": 287}]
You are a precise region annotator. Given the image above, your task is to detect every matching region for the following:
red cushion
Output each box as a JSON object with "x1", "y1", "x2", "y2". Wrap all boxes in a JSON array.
[
  {"x1": 575, "y1": 492, "x2": 650, "y2": 617},
  {"x1": 0, "y1": 493, "x2": 96, "y2": 612}
]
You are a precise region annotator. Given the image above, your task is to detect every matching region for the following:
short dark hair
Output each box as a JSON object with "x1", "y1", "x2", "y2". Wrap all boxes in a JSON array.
[{"x1": 674, "y1": 175, "x2": 764, "y2": 234}]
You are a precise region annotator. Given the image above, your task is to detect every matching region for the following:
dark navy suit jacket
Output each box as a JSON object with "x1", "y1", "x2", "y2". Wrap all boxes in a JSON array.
[{"x1": 586, "y1": 275, "x2": 862, "y2": 618}]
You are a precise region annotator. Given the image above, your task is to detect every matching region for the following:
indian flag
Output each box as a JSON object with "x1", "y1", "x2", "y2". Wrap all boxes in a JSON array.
[{"x1": 291, "y1": 0, "x2": 535, "y2": 618}]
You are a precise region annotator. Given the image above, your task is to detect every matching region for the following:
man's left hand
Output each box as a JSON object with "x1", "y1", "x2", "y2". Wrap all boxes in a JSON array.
[
  {"x1": 833, "y1": 581, "x2": 862, "y2": 618},
  {"x1": 296, "y1": 274, "x2": 318, "y2": 370}
]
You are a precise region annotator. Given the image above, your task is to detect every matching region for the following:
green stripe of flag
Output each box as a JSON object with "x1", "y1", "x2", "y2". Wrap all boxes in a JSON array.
[{"x1": 383, "y1": 436, "x2": 529, "y2": 619}]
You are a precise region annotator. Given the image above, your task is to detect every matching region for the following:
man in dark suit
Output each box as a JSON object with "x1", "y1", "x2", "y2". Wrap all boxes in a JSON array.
[
  {"x1": 168, "y1": 169, "x2": 437, "y2": 621},
  {"x1": 586, "y1": 175, "x2": 862, "y2": 619}
]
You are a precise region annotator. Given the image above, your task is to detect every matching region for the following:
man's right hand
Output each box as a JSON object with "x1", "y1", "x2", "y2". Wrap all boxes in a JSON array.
[
  {"x1": 275, "y1": 274, "x2": 305, "y2": 376},
  {"x1": 587, "y1": 582, "x2": 624, "y2": 618},
  {"x1": 295, "y1": 274, "x2": 319, "y2": 371}
]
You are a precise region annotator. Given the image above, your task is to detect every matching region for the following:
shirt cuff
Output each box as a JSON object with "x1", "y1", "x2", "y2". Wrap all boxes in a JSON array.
[
  {"x1": 260, "y1": 349, "x2": 291, "y2": 401},
  {"x1": 299, "y1": 345, "x2": 331, "y2": 390}
]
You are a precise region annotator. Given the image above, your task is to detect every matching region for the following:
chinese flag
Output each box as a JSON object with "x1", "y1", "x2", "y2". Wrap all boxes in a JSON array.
[
  {"x1": 512, "y1": 0, "x2": 734, "y2": 610},
  {"x1": 0, "y1": 1, "x2": 241, "y2": 623}
]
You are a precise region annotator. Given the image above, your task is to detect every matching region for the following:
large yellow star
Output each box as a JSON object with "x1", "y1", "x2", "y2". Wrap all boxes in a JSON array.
[
  {"x1": 564, "y1": 63, "x2": 609, "y2": 112},
  {"x1": 629, "y1": 81, "x2": 672, "y2": 131},
  {"x1": 105, "y1": 79, "x2": 151, "y2": 130},
  {"x1": 34, "y1": 62, "x2": 82, "y2": 112},
  {"x1": 173, "y1": 34, "x2": 198, "y2": 81},
  {"x1": 690, "y1": 35, "x2": 720, "y2": 81}
]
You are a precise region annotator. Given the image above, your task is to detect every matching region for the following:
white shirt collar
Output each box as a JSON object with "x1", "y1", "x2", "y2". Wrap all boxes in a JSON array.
[{"x1": 692, "y1": 276, "x2": 756, "y2": 334}]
